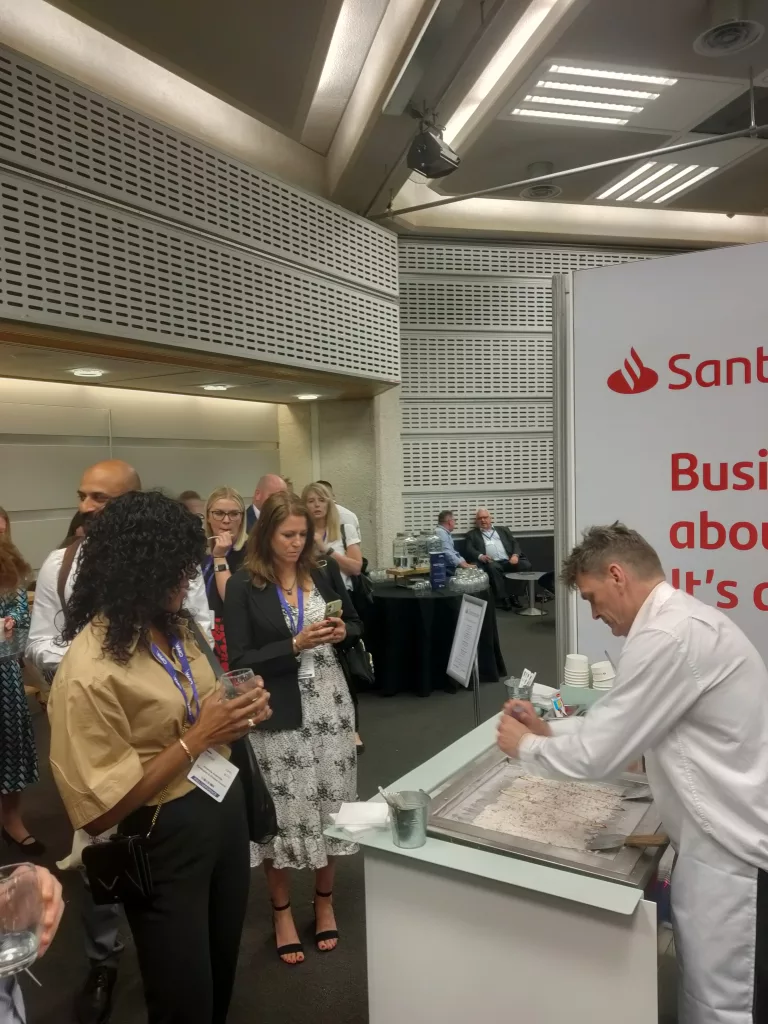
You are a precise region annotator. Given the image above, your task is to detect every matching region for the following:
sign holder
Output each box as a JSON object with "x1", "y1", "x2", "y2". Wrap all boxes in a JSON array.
[{"x1": 447, "y1": 594, "x2": 487, "y2": 726}]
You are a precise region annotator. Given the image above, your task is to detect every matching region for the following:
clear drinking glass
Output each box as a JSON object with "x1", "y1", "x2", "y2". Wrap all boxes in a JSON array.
[
  {"x1": 220, "y1": 668, "x2": 263, "y2": 700},
  {"x1": 0, "y1": 864, "x2": 42, "y2": 977}
]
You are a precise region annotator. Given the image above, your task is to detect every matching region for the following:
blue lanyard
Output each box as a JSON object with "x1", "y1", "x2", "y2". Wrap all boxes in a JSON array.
[
  {"x1": 277, "y1": 586, "x2": 304, "y2": 636},
  {"x1": 483, "y1": 529, "x2": 497, "y2": 542},
  {"x1": 150, "y1": 635, "x2": 201, "y2": 724}
]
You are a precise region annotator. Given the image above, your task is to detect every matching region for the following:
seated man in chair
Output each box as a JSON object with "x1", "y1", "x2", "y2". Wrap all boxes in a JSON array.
[{"x1": 464, "y1": 509, "x2": 531, "y2": 610}]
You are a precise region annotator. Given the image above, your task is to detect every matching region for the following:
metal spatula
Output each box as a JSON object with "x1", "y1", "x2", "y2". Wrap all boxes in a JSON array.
[{"x1": 587, "y1": 832, "x2": 669, "y2": 852}]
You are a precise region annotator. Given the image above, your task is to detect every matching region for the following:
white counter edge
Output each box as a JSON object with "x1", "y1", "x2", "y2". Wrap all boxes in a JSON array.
[{"x1": 326, "y1": 716, "x2": 643, "y2": 916}]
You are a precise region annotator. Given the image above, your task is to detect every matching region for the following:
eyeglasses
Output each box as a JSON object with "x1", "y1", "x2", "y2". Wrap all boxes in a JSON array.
[{"x1": 210, "y1": 510, "x2": 243, "y2": 521}]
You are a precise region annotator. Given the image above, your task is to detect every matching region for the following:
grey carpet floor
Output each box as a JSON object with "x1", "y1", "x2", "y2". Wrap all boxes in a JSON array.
[{"x1": 9, "y1": 606, "x2": 675, "y2": 1023}]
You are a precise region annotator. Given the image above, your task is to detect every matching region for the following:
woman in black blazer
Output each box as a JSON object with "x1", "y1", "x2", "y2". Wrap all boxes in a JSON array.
[{"x1": 224, "y1": 491, "x2": 361, "y2": 966}]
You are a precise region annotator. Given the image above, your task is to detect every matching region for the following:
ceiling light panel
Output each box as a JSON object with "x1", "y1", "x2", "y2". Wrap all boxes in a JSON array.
[
  {"x1": 595, "y1": 162, "x2": 719, "y2": 205},
  {"x1": 536, "y1": 80, "x2": 659, "y2": 100},
  {"x1": 549, "y1": 64, "x2": 677, "y2": 86},
  {"x1": 524, "y1": 93, "x2": 643, "y2": 113},
  {"x1": 511, "y1": 107, "x2": 628, "y2": 125}
]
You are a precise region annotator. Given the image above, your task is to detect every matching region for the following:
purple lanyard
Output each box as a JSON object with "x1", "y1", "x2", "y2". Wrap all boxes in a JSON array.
[
  {"x1": 277, "y1": 586, "x2": 304, "y2": 636},
  {"x1": 150, "y1": 635, "x2": 201, "y2": 724}
]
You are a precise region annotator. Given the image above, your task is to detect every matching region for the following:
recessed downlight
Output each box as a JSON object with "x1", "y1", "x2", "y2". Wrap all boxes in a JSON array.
[
  {"x1": 296, "y1": 394, "x2": 320, "y2": 401},
  {"x1": 201, "y1": 384, "x2": 232, "y2": 391},
  {"x1": 71, "y1": 367, "x2": 106, "y2": 378}
]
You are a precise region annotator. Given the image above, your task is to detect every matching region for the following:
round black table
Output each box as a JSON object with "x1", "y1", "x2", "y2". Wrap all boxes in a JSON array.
[{"x1": 364, "y1": 581, "x2": 507, "y2": 697}]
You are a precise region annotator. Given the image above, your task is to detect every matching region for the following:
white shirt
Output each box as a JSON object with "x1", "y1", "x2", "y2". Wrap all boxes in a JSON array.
[
  {"x1": 26, "y1": 546, "x2": 213, "y2": 676},
  {"x1": 327, "y1": 522, "x2": 362, "y2": 590},
  {"x1": 482, "y1": 529, "x2": 508, "y2": 562},
  {"x1": 519, "y1": 581, "x2": 768, "y2": 871},
  {"x1": 335, "y1": 503, "x2": 360, "y2": 535}
]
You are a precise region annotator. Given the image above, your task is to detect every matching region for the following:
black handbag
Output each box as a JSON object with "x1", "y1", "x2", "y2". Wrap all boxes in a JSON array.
[
  {"x1": 341, "y1": 524, "x2": 374, "y2": 609},
  {"x1": 340, "y1": 639, "x2": 375, "y2": 690},
  {"x1": 82, "y1": 823, "x2": 156, "y2": 906},
  {"x1": 189, "y1": 619, "x2": 278, "y2": 845}
]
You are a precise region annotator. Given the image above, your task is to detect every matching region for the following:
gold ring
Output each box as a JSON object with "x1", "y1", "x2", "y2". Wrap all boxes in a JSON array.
[{"x1": 247, "y1": 717, "x2": 255, "y2": 729}]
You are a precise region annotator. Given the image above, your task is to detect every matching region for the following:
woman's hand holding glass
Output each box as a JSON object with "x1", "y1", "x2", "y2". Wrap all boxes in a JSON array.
[
  {"x1": 186, "y1": 688, "x2": 272, "y2": 754},
  {"x1": 294, "y1": 621, "x2": 335, "y2": 651}
]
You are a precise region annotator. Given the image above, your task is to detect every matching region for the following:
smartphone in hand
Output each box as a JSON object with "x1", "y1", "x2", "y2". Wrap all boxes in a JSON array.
[{"x1": 323, "y1": 599, "x2": 343, "y2": 619}]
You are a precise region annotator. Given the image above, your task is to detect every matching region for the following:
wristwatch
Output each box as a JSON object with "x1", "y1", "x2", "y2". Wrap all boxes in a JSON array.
[{"x1": 213, "y1": 561, "x2": 229, "y2": 573}]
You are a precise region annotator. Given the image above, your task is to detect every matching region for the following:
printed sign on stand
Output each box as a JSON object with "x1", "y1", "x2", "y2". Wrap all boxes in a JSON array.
[
  {"x1": 447, "y1": 595, "x2": 487, "y2": 687},
  {"x1": 558, "y1": 243, "x2": 768, "y2": 663}
]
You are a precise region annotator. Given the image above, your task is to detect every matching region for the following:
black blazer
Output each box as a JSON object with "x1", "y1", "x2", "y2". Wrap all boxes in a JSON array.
[
  {"x1": 464, "y1": 525, "x2": 530, "y2": 569},
  {"x1": 223, "y1": 559, "x2": 362, "y2": 732}
]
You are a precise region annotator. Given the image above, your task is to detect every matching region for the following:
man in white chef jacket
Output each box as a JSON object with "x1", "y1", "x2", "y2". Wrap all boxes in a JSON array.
[
  {"x1": 26, "y1": 458, "x2": 212, "y2": 1024},
  {"x1": 498, "y1": 523, "x2": 768, "y2": 1024}
]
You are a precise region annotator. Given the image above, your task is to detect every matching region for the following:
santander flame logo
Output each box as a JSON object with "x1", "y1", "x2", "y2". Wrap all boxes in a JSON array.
[{"x1": 607, "y1": 347, "x2": 659, "y2": 395}]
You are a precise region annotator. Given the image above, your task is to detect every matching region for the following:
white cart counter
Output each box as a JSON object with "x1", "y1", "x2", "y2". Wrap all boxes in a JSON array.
[{"x1": 327, "y1": 718, "x2": 659, "y2": 1024}]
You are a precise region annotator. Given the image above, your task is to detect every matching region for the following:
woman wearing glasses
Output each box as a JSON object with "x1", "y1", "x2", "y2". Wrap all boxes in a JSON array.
[{"x1": 203, "y1": 488, "x2": 247, "y2": 671}]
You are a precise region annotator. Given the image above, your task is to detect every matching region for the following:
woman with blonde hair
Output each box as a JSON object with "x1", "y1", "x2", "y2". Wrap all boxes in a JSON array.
[
  {"x1": 301, "y1": 483, "x2": 362, "y2": 590},
  {"x1": 0, "y1": 534, "x2": 43, "y2": 855},
  {"x1": 203, "y1": 486, "x2": 247, "y2": 670},
  {"x1": 224, "y1": 492, "x2": 361, "y2": 964}
]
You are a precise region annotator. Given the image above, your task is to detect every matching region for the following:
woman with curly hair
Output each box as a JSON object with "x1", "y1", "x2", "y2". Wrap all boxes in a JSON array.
[
  {"x1": 47, "y1": 491, "x2": 272, "y2": 1024},
  {"x1": 0, "y1": 535, "x2": 42, "y2": 856},
  {"x1": 224, "y1": 491, "x2": 360, "y2": 965}
]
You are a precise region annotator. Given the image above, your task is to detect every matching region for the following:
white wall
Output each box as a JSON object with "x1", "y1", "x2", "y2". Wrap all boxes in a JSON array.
[{"x1": 0, "y1": 378, "x2": 279, "y2": 570}]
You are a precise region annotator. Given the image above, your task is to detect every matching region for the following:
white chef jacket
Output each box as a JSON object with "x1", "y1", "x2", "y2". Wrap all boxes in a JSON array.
[
  {"x1": 519, "y1": 580, "x2": 768, "y2": 1023},
  {"x1": 26, "y1": 545, "x2": 213, "y2": 676}
]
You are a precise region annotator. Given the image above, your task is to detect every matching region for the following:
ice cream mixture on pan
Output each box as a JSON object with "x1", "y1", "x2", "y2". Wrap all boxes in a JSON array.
[{"x1": 472, "y1": 775, "x2": 624, "y2": 851}]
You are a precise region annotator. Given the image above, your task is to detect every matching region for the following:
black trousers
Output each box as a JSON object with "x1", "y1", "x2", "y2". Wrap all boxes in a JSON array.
[
  {"x1": 755, "y1": 868, "x2": 768, "y2": 1021},
  {"x1": 120, "y1": 780, "x2": 250, "y2": 1024}
]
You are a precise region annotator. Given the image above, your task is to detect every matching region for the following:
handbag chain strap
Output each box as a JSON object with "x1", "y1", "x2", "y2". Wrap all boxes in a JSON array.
[{"x1": 145, "y1": 721, "x2": 190, "y2": 840}]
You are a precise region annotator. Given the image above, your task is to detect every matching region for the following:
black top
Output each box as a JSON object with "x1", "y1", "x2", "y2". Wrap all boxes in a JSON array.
[
  {"x1": 223, "y1": 559, "x2": 362, "y2": 732},
  {"x1": 202, "y1": 547, "x2": 246, "y2": 618}
]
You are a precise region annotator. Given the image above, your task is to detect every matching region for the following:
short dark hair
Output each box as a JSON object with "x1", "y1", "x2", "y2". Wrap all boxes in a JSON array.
[
  {"x1": 560, "y1": 522, "x2": 664, "y2": 588},
  {"x1": 179, "y1": 490, "x2": 201, "y2": 502},
  {"x1": 437, "y1": 510, "x2": 454, "y2": 525}
]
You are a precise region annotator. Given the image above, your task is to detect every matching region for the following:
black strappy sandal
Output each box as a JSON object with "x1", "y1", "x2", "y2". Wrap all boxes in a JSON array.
[
  {"x1": 313, "y1": 889, "x2": 339, "y2": 952},
  {"x1": 272, "y1": 901, "x2": 304, "y2": 965}
]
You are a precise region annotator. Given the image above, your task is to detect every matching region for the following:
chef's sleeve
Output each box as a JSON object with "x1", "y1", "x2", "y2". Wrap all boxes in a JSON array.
[{"x1": 518, "y1": 627, "x2": 703, "y2": 780}]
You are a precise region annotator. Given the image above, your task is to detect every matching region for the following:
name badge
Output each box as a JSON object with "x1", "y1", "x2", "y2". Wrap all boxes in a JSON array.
[
  {"x1": 188, "y1": 748, "x2": 239, "y2": 803},
  {"x1": 298, "y1": 650, "x2": 316, "y2": 680}
]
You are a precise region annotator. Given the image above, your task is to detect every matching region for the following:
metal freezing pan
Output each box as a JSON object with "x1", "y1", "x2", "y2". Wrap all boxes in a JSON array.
[{"x1": 428, "y1": 749, "x2": 663, "y2": 888}]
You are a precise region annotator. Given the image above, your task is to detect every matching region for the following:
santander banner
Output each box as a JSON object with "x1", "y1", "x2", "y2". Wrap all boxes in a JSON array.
[{"x1": 568, "y1": 242, "x2": 768, "y2": 662}]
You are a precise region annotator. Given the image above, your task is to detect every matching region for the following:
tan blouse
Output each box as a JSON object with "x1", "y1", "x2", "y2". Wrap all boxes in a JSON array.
[{"x1": 48, "y1": 619, "x2": 225, "y2": 830}]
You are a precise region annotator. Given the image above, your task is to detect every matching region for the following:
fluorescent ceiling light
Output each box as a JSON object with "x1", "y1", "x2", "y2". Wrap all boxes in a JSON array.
[
  {"x1": 617, "y1": 164, "x2": 676, "y2": 201},
  {"x1": 512, "y1": 107, "x2": 628, "y2": 125},
  {"x1": 71, "y1": 367, "x2": 105, "y2": 377},
  {"x1": 634, "y1": 165, "x2": 699, "y2": 202},
  {"x1": 536, "y1": 80, "x2": 659, "y2": 100},
  {"x1": 596, "y1": 162, "x2": 656, "y2": 200},
  {"x1": 652, "y1": 166, "x2": 717, "y2": 203},
  {"x1": 443, "y1": 0, "x2": 561, "y2": 145},
  {"x1": 549, "y1": 64, "x2": 677, "y2": 86},
  {"x1": 524, "y1": 93, "x2": 642, "y2": 113},
  {"x1": 201, "y1": 384, "x2": 231, "y2": 391},
  {"x1": 296, "y1": 393, "x2": 320, "y2": 401}
]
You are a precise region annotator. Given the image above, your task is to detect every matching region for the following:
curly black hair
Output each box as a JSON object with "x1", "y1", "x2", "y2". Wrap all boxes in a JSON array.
[{"x1": 61, "y1": 490, "x2": 207, "y2": 664}]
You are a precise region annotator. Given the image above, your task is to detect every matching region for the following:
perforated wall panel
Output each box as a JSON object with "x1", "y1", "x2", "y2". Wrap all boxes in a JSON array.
[
  {"x1": 0, "y1": 170, "x2": 400, "y2": 379},
  {"x1": 401, "y1": 401, "x2": 552, "y2": 434},
  {"x1": 0, "y1": 47, "x2": 398, "y2": 297},
  {"x1": 400, "y1": 239, "x2": 670, "y2": 536},
  {"x1": 400, "y1": 279, "x2": 551, "y2": 329},
  {"x1": 400, "y1": 336, "x2": 551, "y2": 398}
]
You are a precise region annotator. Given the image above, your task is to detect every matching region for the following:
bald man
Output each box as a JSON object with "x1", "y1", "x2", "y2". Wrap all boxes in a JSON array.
[
  {"x1": 246, "y1": 472, "x2": 287, "y2": 532},
  {"x1": 26, "y1": 459, "x2": 212, "y2": 1024}
]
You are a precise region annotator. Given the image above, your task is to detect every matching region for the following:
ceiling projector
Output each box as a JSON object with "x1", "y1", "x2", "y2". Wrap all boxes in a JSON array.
[{"x1": 406, "y1": 127, "x2": 460, "y2": 179}]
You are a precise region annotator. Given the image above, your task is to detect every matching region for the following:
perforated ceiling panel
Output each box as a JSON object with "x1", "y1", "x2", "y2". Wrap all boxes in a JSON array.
[
  {"x1": 400, "y1": 336, "x2": 551, "y2": 398},
  {"x1": 0, "y1": 170, "x2": 400, "y2": 380},
  {"x1": 399, "y1": 239, "x2": 672, "y2": 277},
  {"x1": 400, "y1": 238, "x2": 669, "y2": 537},
  {"x1": 400, "y1": 279, "x2": 551, "y2": 329},
  {"x1": 0, "y1": 47, "x2": 398, "y2": 297}
]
